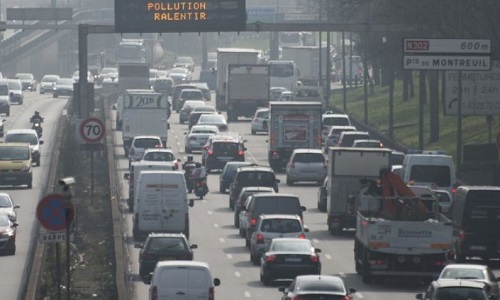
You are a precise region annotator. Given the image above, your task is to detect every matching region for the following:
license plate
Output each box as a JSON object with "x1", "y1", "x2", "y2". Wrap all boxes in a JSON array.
[
  {"x1": 285, "y1": 257, "x2": 301, "y2": 262},
  {"x1": 218, "y1": 157, "x2": 233, "y2": 161}
]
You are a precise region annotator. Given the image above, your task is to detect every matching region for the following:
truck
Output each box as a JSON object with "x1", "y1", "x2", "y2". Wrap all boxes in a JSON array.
[
  {"x1": 216, "y1": 48, "x2": 260, "y2": 111},
  {"x1": 121, "y1": 89, "x2": 169, "y2": 154},
  {"x1": 226, "y1": 64, "x2": 270, "y2": 122},
  {"x1": 268, "y1": 101, "x2": 322, "y2": 171},
  {"x1": 353, "y1": 169, "x2": 453, "y2": 284},
  {"x1": 118, "y1": 63, "x2": 150, "y2": 93},
  {"x1": 116, "y1": 36, "x2": 165, "y2": 68},
  {"x1": 281, "y1": 45, "x2": 329, "y2": 86}
]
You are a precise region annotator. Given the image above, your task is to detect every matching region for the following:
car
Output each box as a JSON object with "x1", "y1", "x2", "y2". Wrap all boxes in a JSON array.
[
  {"x1": 260, "y1": 238, "x2": 321, "y2": 286},
  {"x1": 157, "y1": 70, "x2": 169, "y2": 78},
  {"x1": 352, "y1": 139, "x2": 384, "y2": 148},
  {"x1": 279, "y1": 275, "x2": 356, "y2": 300},
  {"x1": 53, "y1": 78, "x2": 74, "y2": 98},
  {"x1": 201, "y1": 132, "x2": 243, "y2": 165},
  {"x1": 438, "y1": 264, "x2": 500, "y2": 299},
  {"x1": 416, "y1": 279, "x2": 491, "y2": 300},
  {"x1": 0, "y1": 80, "x2": 10, "y2": 116},
  {"x1": 152, "y1": 77, "x2": 174, "y2": 96},
  {"x1": 171, "y1": 84, "x2": 198, "y2": 109},
  {"x1": 336, "y1": 131, "x2": 371, "y2": 147},
  {"x1": 173, "y1": 56, "x2": 195, "y2": 72},
  {"x1": 286, "y1": 148, "x2": 327, "y2": 185},
  {"x1": 135, "y1": 233, "x2": 197, "y2": 279},
  {"x1": 270, "y1": 87, "x2": 288, "y2": 101},
  {"x1": 39, "y1": 75, "x2": 60, "y2": 94},
  {"x1": 251, "y1": 108, "x2": 269, "y2": 135},
  {"x1": 277, "y1": 90, "x2": 293, "y2": 101},
  {"x1": 178, "y1": 98, "x2": 205, "y2": 124},
  {"x1": 321, "y1": 113, "x2": 352, "y2": 142},
  {"x1": 219, "y1": 161, "x2": 256, "y2": 194},
  {"x1": 15, "y1": 73, "x2": 37, "y2": 91},
  {"x1": 128, "y1": 135, "x2": 163, "y2": 168},
  {"x1": 203, "y1": 137, "x2": 246, "y2": 173},
  {"x1": 432, "y1": 189, "x2": 453, "y2": 214},
  {"x1": 7, "y1": 79, "x2": 23, "y2": 104},
  {"x1": 235, "y1": 187, "x2": 276, "y2": 230},
  {"x1": 0, "y1": 193, "x2": 20, "y2": 222},
  {"x1": 169, "y1": 67, "x2": 192, "y2": 84},
  {"x1": 3, "y1": 129, "x2": 44, "y2": 167},
  {"x1": 0, "y1": 143, "x2": 33, "y2": 188},
  {"x1": 188, "y1": 106, "x2": 217, "y2": 130},
  {"x1": 0, "y1": 213, "x2": 18, "y2": 255},
  {"x1": 324, "y1": 125, "x2": 357, "y2": 152},
  {"x1": 139, "y1": 148, "x2": 176, "y2": 164},
  {"x1": 184, "y1": 125, "x2": 219, "y2": 154},
  {"x1": 190, "y1": 82, "x2": 211, "y2": 101},
  {"x1": 229, "y1": 166, "x2": 279, "y2": 211},
  {"x1": 249, "y1": 214, "x2": 308, "y2": 265},
  {"x1": 72, "y1": 70, "x2": 94, "y2": 83},
  {"x1": 197, "y1": 114, "x2": 228, "y2": 132},
  {"x1": 317, "y1": 177, "x2": 328, "y2": 212},
  {"x1": 96, "y1": 67, "x2": 118, "y2": 85},
  {"x1": 0, "y1": 117, "x2": 5, "y2": 137}
]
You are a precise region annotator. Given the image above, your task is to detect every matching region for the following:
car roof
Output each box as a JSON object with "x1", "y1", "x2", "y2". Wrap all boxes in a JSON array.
[
  {"x1": 322, "y1": 113, "x2": 349, "y2": 118},
  {"x1": 155, "y1": 260, "x2": 210, "y2": 269},
  {"x1": 442, "y1": 264, "x2": 489, "y2": 270},
  {"x1": 292, "y1": 148, "x2": 324, "y2": 154},
  {"x1": 5, "y1": 129, "x2": 38, "y2": 135},
  {"x1": 191, "y1": 125, "x2": 219, "y2": 130},
  {"x1": 341, "y1": 131, "x2": 369, "y2": 135},
  {"x1": 353, "y1": 139, "x2": 381, "y2": 143},
  {"x1": 132, "y1": 135, "x2": 161, "y2": 140},
  {"x1": 296, "y1": 275, "x2": 345, "y2": 284},
  {"x1": 433, "y1": 279, "x2": 487, "y2": 288},
  {"x1": 147, "y1": 232, "x2": 187, "y2": 238},
  {"x1": 143, "y1": 148, "x2": 173, "y2": 153},
  {"x1": 237, "y1": 166, "x2": 274, "y2": 172},
  {"x1": 240, "y1": 186, "x2": 275, "y2": 192},
  {"x1": 259, "y1": 214, "x2": 301, "y2": 220},
  {"x1": 180, "y1": 88, "x2": 202, "y2": 93},
  {"x1": 252, "y1": 193, "x2": 297, "y2": 199},
  {"x1": 271, "y1": 237, "x2": 311, "y2": 243}
]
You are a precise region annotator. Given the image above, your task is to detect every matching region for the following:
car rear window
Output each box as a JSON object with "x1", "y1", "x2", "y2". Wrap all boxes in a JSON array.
[
  {"x1": 254, "y1": 197, "x2": 301, "y2": 215},
  {"x1": 436, "y1": 287, "x2": 485, "y2": 299},
  {"x1": 239, "y1": 171, "x2": 275, "y2": 184},
  {"x1": 256, "y1": 110, "x2": 269, "y2": 118},
  {"x1": 409, "y1": 165, "x2": 451, "y2": 186},
  {"x1": 142, "y1": 152, "x2": 174, "y2": 162},
  {"x1": 147, "y1": 237, "x2": 187, "y2": 252},
  {"x1": 5, "y1": 133, "x2": 38, "y2": 145},
  {"x1": 181, "y1": 91, "x2": 203, "y2": 99},
  {"x1": 293, "y1": 153, "x2": 325, "y2": 163},
  {"x1": 323, "y1": 117, "x2": 350, "y2": 126},
  {"x1": 213, "y1": 142, "x2": 239, "y2": 153},
  {"x1": 134, "y1": 138, "x2": 161, "y2": 148},
  {"x1": 342, "y1": 134, "x2": 370, "y2": 146},
  {"x1": 0, "y1": 146, "x2": 30, "y2": 160},
  {"x1": 300, "y1": 280, "x2": 346, "y2": 293},
  {"x1": 261, "y1": 219, "x2": 302, "y2": 233}
]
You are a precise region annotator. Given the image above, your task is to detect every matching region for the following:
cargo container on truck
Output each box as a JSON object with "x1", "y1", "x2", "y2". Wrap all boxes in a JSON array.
[{"x1": 281, "y1": 45, "x2": 329, "y2": 86}]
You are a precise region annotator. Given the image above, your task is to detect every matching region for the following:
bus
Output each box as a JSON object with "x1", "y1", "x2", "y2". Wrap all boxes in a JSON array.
[{"x1": 268, "y1": 60, "x2": 299, "y2": 92}]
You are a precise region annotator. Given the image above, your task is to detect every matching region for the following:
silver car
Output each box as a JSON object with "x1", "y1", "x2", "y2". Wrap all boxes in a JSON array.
[
  {"x1": 0, "y1": 193, "x2": 19, "y2": 221},
  {"x1": 251, "y1": 108, "x2": 269, "y2": 135},
  {"x1": 286, "y1": 149, "x2": 327, "y2": 185},
  {"x1": 184, "y1": 125, "x2": 219, "y2": 154},
  {"x1": 40, "y1": 75, "x2": 60, "y2": 94},
  {"x1": 249, "y1": 214, "x2": 308, "y2": 265},
  {"x1": 438, "y1": 263, "x2": 500, "y2": 299},
  {"x1": 128, "y1": 135, "x2": 163, "y2": 168}
]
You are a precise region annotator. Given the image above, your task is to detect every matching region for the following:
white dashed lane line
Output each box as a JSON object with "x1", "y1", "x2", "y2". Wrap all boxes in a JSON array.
[
  {"x1": 207, "y1": 211, "x2": 213, "y2": 215},
  {"x1": 244, "y1": 291, "x2": 251, "y2": 298},
  {"x1": 219, "y1": 237, "x2": 225, "y2": 243},
  {"x1": 226, "y1": 254, "x2": 233, "y2": 260},
  {"x1": 234, "y1": 271, "x2": 240, "y2": 277},
  {"x1": 324, "y1": 254, "x2": 332, "y2": 260}
]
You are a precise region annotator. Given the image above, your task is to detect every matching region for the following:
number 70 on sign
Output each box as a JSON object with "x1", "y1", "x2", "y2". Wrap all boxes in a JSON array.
[{"x1": 77, "y1": 117, "x2": 105, "y2": 144}]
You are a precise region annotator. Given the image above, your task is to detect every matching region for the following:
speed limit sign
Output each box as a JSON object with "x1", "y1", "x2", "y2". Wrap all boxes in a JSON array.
[{"x1": 79, "y1": 117, "x2": 105, "y2": 144}]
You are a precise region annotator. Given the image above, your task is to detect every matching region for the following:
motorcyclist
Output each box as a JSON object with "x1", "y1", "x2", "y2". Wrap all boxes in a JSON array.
[
  {"x1": 182, "y1": 156, "x2": 196, "y2": 171},
  {"x1": 30, "y1": 111, "x2": 44, "y2": 123},
  {"x1": 190, "y1": 162, "x2": 207, "y2": 184},
  {"x1": 183, "y1": 156, "x2": 197, "y2": 193}
]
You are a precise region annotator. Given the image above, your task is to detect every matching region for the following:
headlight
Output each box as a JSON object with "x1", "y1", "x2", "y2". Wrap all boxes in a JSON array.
[
  {"x1": 7, "y1": 213, "x2": 15, "y2": 221},
  {"x1": 21, "y1": 164, "x2": 31, "y2": 172}
]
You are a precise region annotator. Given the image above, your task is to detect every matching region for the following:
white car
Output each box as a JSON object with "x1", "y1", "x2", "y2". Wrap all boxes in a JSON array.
[
  {"x1": 321, "y1": 113, "x2": 351, "y2": 142},
  {"x1": 0, "y1": 193, "x2": 20, "y2": 221},
  {"x1": 3, "y1": 129, "x2": 44, "y2": 166},
  {"x1": 270, "y1": 87, "x2": 288, "y2": 101},
  {"x1": 184, "y1": 125, "x2": 219, "y2": 154},
  {"x1": 251, "y1": 108, "x2": 269, "y2": 135},
  {"x1": 139, "y1": 148, "x2": 176, "y2": 163},
  {"x1": 128, "y1": 135, "x2": 163, "y2": 168},
  {"x1": 286, "y1": 148, "x2": 327, "y2": 185},
  {"x1": 438, "y1": 263, "x2": 500, "y2": 299},
  {"x1": 40, "y1": 75, "x2": 60, "y2": 94},
  {"x1": 197, "y1": 114, "x2": 228, "y2": 132}
]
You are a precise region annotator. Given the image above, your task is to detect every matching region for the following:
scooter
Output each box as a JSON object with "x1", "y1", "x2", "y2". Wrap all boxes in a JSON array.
[
  {"x1": 194, "y1": 179, "x2": 208, "y2": 200},
  {"x1": 32, "y1": 121, "x2": 43, "y2": 138}
]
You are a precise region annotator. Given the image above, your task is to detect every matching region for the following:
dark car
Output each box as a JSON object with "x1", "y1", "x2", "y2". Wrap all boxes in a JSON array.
[
  {"x1": 219, "y1": 161, "x2": 256, "y2": 194},
  {"x1": 228, "y1": 166, "x2": 280, "y2": 211},
  {"x1": 204, "y1": 138, "x2": 246, "y2": 173},
  {"x1": 416, "y1": 279, "x2": 491, "y2": 300},
  {"x1": 135, "y1": 233, "x2": 197, "y2": 279},
  {"x1": 0, "y1": 213, "x2": 18, "y2": 255},
  {"x1": 279, "y1": 275, "x2": 356, "y2": 300},
  {"x1": 153, "y1": 77, "x2": 174, "y2": 96},
  {"x1": 171, "y1": 84, "x2": 197, "y2": 111},
  {"x1": 188, "y1": 106, "x2": 217, "y2": 130},
  {"x1": 234, "y1": 186, "x2": 275, "y2": 228},
  {"x1": 260, "y1": 238, "x2": 321, "y2": 286}
]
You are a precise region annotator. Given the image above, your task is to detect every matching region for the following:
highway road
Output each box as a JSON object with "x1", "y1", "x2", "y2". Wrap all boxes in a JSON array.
[
  {"x1": 0, "y1": 89, "x2": 69, "y2": 300},
  {"x1": 109, "y1": 101, "x2": 431, "y2": 300}
]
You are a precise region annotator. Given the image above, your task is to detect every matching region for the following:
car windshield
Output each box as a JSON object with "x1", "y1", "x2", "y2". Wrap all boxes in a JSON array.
[
  {"x1": 181, "y1": 91, "x2": 203, "y2": 99},
  {"x1": 42, "y1": 76, "x2": 59, "y2": 83},
  {"x1": 147, "y1": 237, "x2": 187, "y2": 252},
  {"x1": 0, "y1": 195, "x2": 12, "y2": 208},
  {"x1": 16, "y1": 74, "x2": 32, "y2": 80},
  {"x1": 299, "y1": 279, "x2": 345, "y2": 293},
  {"x1": 270, "y1": 240, "x2": 311, "y2": 252},
  {"x1": 142, "y1": 152, "x2": 174, "y2": 162},
  {"x1": 293, "y1": 153, "x2": 325, "y2": 163},
  {"x1": 8, "y1": 80, "x2": 21, "y2": 90},
  {"x1": 441, "y1": 268, "x2": 485, "y2": 280},
  {"x1": 261, "y1": 219, "x2": 302, "y2": 233},
  {"x1": 435, "y1": 287, "x2": 486, "y2": 300},
  {"x1": 134, "y1": 138, "x2": 161, "y2": 148},
  {"x1": 0, "y1": 214, "x2": 10, "y2": 226},
  {"x1": 5, "y1": 134, "x2": 38, "y2": 145},
  {"x1": 171, "y1": 68, "x2": 188, "y2": 74},
  {"x1": 0, "y1": 146, "x2": 30, "y2": 160},
  {"x1": 177, "y1": 57, "x2": 192, "y2": 63},
  {"x1": 199, "y1": 115, "x2": 225, "y2": 123},
  {"x1": 323, "y1": 117, "x2": 350, "y2": 126}
]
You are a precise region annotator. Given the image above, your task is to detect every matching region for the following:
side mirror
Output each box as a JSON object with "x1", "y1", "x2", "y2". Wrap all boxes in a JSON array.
[
  {"x1": 242, "y1": 147, "x2": 247, "y2": 151},
  {"x1": 301, "y1": 206, "x2": 307, "y2": 212},
  {"x1": 278, "y1": 286, "x2": 286, "y2": 293},
  {"x1": 243, "y1": 139, "x2": 248, "y2": 143},
  {"x1": 143, "y1": 273, "x2": 153, "y2": 285},
  {"x1": 12, "y1": 222, "x2": 19, "y2": 228},
  {"x1": 314, "y1": 248, "x2": 321, "y2": 253},
  {"x1": 39, "y1": 141, "x2": 44, "y2": 145},
  {"x1": 415, "y1": 294, "x2": 423, "y2": 300},
  {"x1": 124, "y1": 173, "x2": 130, "y2": 180},
  {"x1": 348, "y1": 288, "x2": 357, "y2": 295},
  {"x1": 14, "y1": 205, "x2": 20, "y2": 209},
  {"x1": 134, "y1": 243, "x2": 143, "y2": 249},
  {"x1": 189, "y1": 199, "x2": 195, "y2": 207},
  {"x1": 190, "y1": 244, "x2": 198, "y2": 249},
  {"x1": 213, "y1": 278, "x2": 221, "y2": 286},
  {"x1": 275, "y1": 179, "x2": 281, "y2": 184},
  {"x1": 183, "y1": 132, "x2": 187, "y2": 135},
  {"x1": 304, "y1": 228, "x2": 310, "y2": 233}
]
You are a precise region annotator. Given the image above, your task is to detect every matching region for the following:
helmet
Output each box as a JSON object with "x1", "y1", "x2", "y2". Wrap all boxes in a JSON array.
[
  {"x1": 187, "y1": 156, "x2": 193, "y2": 161},
  {"x1": 195, "y1": 162, "x2": 201, "y2": 168},
  {"x1": 34, "y1": 111, "x2": 40, "y2": 115}
]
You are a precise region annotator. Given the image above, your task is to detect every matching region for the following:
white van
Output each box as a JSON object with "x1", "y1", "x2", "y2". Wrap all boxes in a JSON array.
[
  {"x1": 124, "y1": 161, "x2": 176, "y2": 212},
  {"x1": 398, "y1": 154, "x2": 457, "y2": 193},
  {"x1": 145, "y1": 261, "x2": 221, "y2": 300},
  {"x1": 132, "y1": 170, "x2": 191, "y2": 240}
]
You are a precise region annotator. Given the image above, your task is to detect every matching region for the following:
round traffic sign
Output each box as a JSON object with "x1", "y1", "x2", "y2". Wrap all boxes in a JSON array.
[
  {"x1": 79, "y1": 117, "x2": 105, "y2": 143},
  {"x1": 36, "y1": 194, "x2": 75, "y2": 232}
]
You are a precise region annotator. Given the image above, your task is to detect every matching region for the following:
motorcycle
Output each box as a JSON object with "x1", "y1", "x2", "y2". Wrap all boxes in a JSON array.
[
  {"x1": 184, "y1": 164, "x2": 196, "y2": 193},
  {"x1": 32, "y1": 121, "x2": 43, "y2": 138},
  {"x1": 194, "y1": 179, "x2": 208, "y2": 200}
]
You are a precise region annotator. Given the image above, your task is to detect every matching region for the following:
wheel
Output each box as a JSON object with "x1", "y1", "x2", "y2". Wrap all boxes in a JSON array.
[
  {"x1": 251, "y1": 129, "x2": 256, "y2": 135},
  {"x1": 199, "y1": 195, "x2": 204, "y2": 200},
  {"x1": 35, "y1": 158, "x2": 41, "y2": 167},
  {"x1": 261, "y1": 270, "x2": 272, "y2": 286},
  {"x1": 239, "y1": 227, "x2": 245, "y2": 237},
  {"x1": 234, "y1": 214, "x2": 239, "y2": 228},
  {"x1": 185, "y1": 147, "x2": 191, "y2": 154},
  {"x1": 286, "y1": 176, "x2": 293, "y2": 186},
  {"x1": 27, "y1": 181, "x2": 32, "y2": 189},
  {"x1": 251, "y1": 252, "x2": 260, "y2": 265},
  {"x1": 8, "y1": 244, "x2": 15, "y2": 255},
  {"x1": 6, "y1": 109, "x2": 9, "y2": 117},
  {"x1": 228, "y1": 198, "x2": 232, "y2": 209},
  {"x1": 245, "y1": 236, "x2": 250, "y2": 248},
  {"x1": 219, "y1": 183, "x2": 224, "y2": 193}
]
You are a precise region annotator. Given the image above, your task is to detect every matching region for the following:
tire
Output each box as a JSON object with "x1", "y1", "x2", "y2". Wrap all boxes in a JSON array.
[
  {"x1": 261, "y1": 270, "x2": 272, "y2": 286},
  {"x1": 36, "y1": 158, "x2": 41, "y2": 167},
  {"x1": 245, "y1": 236, "x2": 250, "y2": 248},
  {"x1": 8, "y1": 244, "x2": 15, "y2": 255},
  {"x1": 251, "y1": 252, "x2": 260, "y2": 265},
  {"x1": 27, "y1": 181, "x2": 32, "y2": 189},
  {"x1": 234, "y1": 214, "x2": 239, "y2": 228},
  {"x1": 219, "y1": 183, "x2": 224, "y2": 193},
  {"x1": 362, "y1": 256, "x2": 373, "y2": 284},
  {"x1": 239, "y1": 227, "x2": 245, "y2": 237},
  {"x1": 251, "y1": 130, "x2": 256, "y2": 135},
  {"x1": 286, "y1": 176, "x2": 293, "y2": 186},
  {"x1": 6, "y1": 109, "x2": 9, "y2": 117}
]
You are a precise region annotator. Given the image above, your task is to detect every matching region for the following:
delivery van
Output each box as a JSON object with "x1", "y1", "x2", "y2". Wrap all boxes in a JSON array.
[
  {"x1": 132, "y1": 171, "x2": 191, "y2": 240},
  {"x1": 124, "y1": 161, "x2": 176, "y2": 212},
  {"x1": 398, "y1": 154, "x2": 457, "y2": 194}
]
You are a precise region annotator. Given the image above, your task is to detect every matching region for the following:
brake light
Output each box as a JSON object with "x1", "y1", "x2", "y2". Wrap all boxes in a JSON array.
[
  {"x1": 208, "y1": 287, "x2": 214, "y2": 300},
  {"x1": 298, "y1": 234, "x2": 305, "y2": 239},
  {"x1": 310, "y1": 255, "x2": 319, "y2": 262},
  {"x1": 208, "y1": 150, "x2": 214, "y2": 155},
  {"x1": 272, "y1": 151, "x2": 278, "y2": 156},
  {"x1": 266, "y1": 255, "x2": 276, "y2": 263},
  {"x1": 151, "y1": 286, "x2": 158, "y2": 300},
  {"x1": 204, "y1": 146, "x2": 209, "y2": 150},
  {"x1": 155, "y1": 144, "x2": 163, "y2": 148},
  {"x1": 256, "y1": 234, "x2": 264, "y2": 244},
  {"x1": 238, "y1": 150, "x2": 244, "y2": 156},
  {"x1": 250, "y1": 218, "x2": 257, "y2": 226},
  {"x1": 452, "y1": 184, "x2": 458, "y2": 194}
]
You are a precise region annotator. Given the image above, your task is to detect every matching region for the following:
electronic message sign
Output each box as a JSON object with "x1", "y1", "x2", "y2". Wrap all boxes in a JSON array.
[{"x1": 115, "y1": 0, "x2": 247, "y2": 33}]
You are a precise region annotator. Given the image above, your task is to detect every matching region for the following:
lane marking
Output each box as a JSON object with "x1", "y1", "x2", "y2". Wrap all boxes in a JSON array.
[
  {"x1": 207, "y1": 211, "x2": 213, "y2": 215},
  {"x1": 226, "y1": 254, "x2": 233, "y2": 259},
  {"x1": 213, "y1": 223, "x2": 219, "y2": 228},
  {"x1": 312, "y1": 239, "x2": 319, "y2": 243},
  {"x1": 325, "y1": 254, "x2": 332, "y2": 260},
  {"x1": 234, "y1": 271, "x2": 240, "y2": 277},
  {"x1": 339, "y1": 272, "x2": 346, "y2": 278},
  {"x1": 244, "y1": 291, "x2": 251, "y2": 298},
  {"x1": 356, "y1": 293, "x2": 364, "y2": 298},
  {"x1": 219, "y1": 237, "x2": 225, "y2": 243}
]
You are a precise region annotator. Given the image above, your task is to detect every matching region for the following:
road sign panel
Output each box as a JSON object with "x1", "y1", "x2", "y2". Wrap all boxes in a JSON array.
[
  {"x1": 79, "y1": 117, "x2": 105, "y2": 144},
  {"x1": 403, "y1": 55, "x2": 491, "y2": 71},
  {"x1": 444, "y1": 61, "x2": 500, "y2": 116},
  {"x1": 36, "y1": 194, "x2": 75, "y2": 232},
  {"x1": 403, "y1": 39, "x2": 491, "y2": 54},
  {"x1": 40, "y1": 232, "x2": 67, "y2": 243},
  {"x1": 246, "y1": 7, "x2": 275, "y2": 23}
]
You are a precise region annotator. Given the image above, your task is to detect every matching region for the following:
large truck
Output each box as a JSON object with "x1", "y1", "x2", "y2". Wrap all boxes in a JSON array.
[
  {"x1": 326, "y1": 148, "x2": 392, "y2": 235},
  {"x1": 216, "y1": 48, "x2": 260, "y2": 111},
  {"x1": 121, "y1": 89, "x2": 169, "y2": 154},
  {"x1": 281, "y1": 45, "x2": 329, "y2": 86},
  {"x1": 353, "y1": 169, "x2": 453, "y2": 284},
  {"x1": 116, "y1": 37, "x2": 165, "y2": 68},
  {"x1": 226, "y1": 64, "x2": 270, "y2": 122},
  {"x1": 268, "y1": 101, "x2": 322, "y2": 171},
  {"x1": 118, "y1": 63, "x2": 150, "y2": 92}
]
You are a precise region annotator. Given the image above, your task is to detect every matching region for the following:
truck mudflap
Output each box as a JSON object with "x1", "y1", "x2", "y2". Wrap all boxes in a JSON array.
[
  {"x1": 268, "y1": 149, "x2": 294, "y2": 171},
  {"x1": 327, "y1": 213, "x2": 356, "y2": 235}
]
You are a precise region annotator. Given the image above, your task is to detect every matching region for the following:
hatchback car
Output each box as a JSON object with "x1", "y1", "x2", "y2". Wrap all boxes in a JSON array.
[
  {"x1": 53, "y1": 78, "x2": 74, "y2": 98},
  {"x1": 235, "y1": 187, "x2": 275, "y2": 229},
  {"x1": 250, "y1": 214, "x2": 308, "y2": 265},
  {"x1": 171, "y1": 84, "x2": 198, "y2": 110},
  {"x1": 260, "y1": 238, "x2": 321, "y2": 286},
  {"x1": 219, "y1": 161, "x2": 256, "y2": 194},
  {"x1": 128, "y1": 136, "x2": 163, "y2": 168},
  {"x1": 7, "y1": 79, "x2": 23, "y2": 104},
  {"x1": 204, "y1": 138, "x2": 246, "y2": 172},
  {"x1": 0, "y1": 213, "x2": 18, "y2": 255},
  {"x1": 433, "y1": 189, "x2": 453, "y2": 214},
  {"x1": 39, "y1": 74, "x2": 60, "y2": 94},
  {"x1": 251, "y1": 108, "x2": 269, "y2": 135},
  {"x1": 184, "y1": 125, "x2": 219, "y2": 154},
  {"x1": 416, "y1": 279, "x2": 491, "y2": 300},
  {"x1": 286, "y1": 149, "x2": 327, "y2": 185},
  {"x1": 352, "y1": 139, "x2": 384, "y2": 148},
  {"x1": 135, "y1": 233, "x2": 197, "y2": 279},
  {"x1": 179, "y1": 98, "x2": 205, "y2": 124},
  {"x1": 15, "y1": 73, "x2": 37, "y2": 91},
  {"x1": 4, "y1": 129, "x2": 44, "y2": 167},
  {"x1": 279, "y1": 275, "x2": 356, "y2": 300},
  {"x1": 0, "y1": 193, "x2": 19, "y2": 222},
  {"x1": 228, "y1": 166, "x2": 279, "y2": 210},
  {"x1": 169, "y1": 67, "x2": 192, "y2": 85},
  {"x1": 336, "y1": 131, "x2": 371, "y2": 147},
  {"x1": 438, "y1": 264, "x2": 499, "y2": 299},
  {"x1": 139, "y1": 148, "x2": 175, "y2": 163},
  {"x1": 197, "y1": 114, "x2": 228, "y2": 132},
  {"x1": 324, "y1": 125, "x2": 357, "y2": 152},
  {"x1": 188, "y1": 106, "x2": 217, "y2": 130}
]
